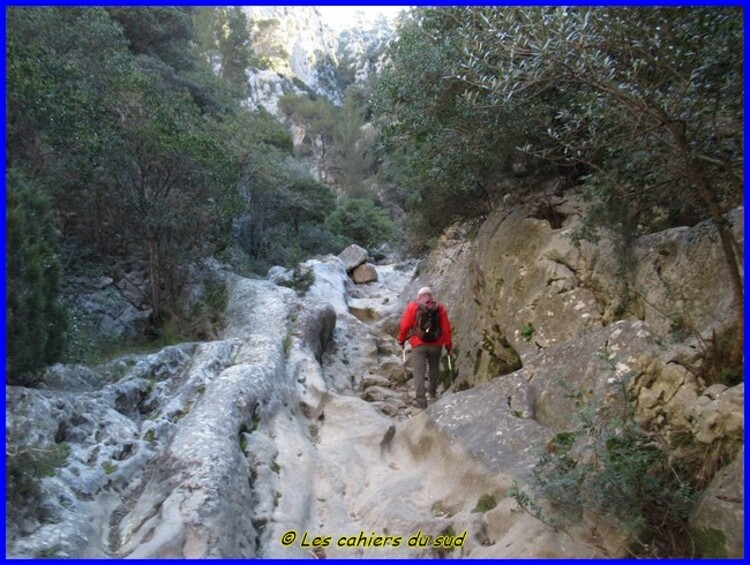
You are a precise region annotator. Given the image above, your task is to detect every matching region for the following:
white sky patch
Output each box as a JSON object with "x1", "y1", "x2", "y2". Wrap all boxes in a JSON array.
[{"x1": 316, "y1": 5, "x2": 410, "y2": 31}]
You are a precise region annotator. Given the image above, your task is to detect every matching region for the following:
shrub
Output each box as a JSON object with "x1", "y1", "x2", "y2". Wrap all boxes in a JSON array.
[
  {"x1": 520, "y1": 323, "x2": 535, "y2": 342},
  {"x1": 472, "y1": 493, "x2": 497, "y2": 513},
  {"x1": 510, "y1": 354, "x2": 706, "y2": 557},
  {"x1": 5, "y1": 443, "x2": 71, "y2": 526},
  {"x1": 324, "y1": 198, "x2": 396, "y2": 249},
  {"x1": 276, "y1": 266, "x2": 315, "y2": 296},
  {"x1": 6, "y1": 170, "x2": 67, "y2": 384}
]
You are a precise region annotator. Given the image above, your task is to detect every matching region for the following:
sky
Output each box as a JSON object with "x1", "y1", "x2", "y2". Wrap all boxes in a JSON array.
[{"x1": 316, "y1": 5, "x2": 410, "y2": 31}]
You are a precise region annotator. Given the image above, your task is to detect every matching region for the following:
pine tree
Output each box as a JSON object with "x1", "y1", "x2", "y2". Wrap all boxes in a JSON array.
[{"x1": 6, "y1": 170, "x2": 67, "y2": 384}]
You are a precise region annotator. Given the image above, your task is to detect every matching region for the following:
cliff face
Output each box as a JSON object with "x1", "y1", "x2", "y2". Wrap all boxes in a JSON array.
[
  {"x1": 240, "y1": 6, "x2": 395, "y2": 116},
  {"x1": 401, "y1": 192, "x2": 744, "y2": 557},
  {"x1": 405, "y1": 193, "x2": 742, "y2": 389}
]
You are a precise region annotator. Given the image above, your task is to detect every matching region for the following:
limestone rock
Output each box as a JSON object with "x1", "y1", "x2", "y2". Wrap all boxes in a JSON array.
[
  {"x1": 361, "y1": 374, "x2": 391, "y2": 389},
  {"x1": 303, "y1": 255, "x2": 352, "y2": 316},
  {"x1": 338, "y1": 244, "x2": 369, "y2": 273},
  {"x1": 116, "y1": 274, "x2": 146, "y2": 308},
  {"x1": 267, "y1": 265, "x2": 293, "y2": 285},
  {"x1": 361, "y1": 385, "x2": 404, "y2": 403},
  {"x1": 423, "y1": 371, "x2": 550, "y2": 479},
  {"x1": 409, "y1": 196, "x2": 743, "y2": 389},
  {"x1": 688, "y1": 383, "x2": 744, "y2": 444},
  {"x1": 627, "y1": 207, "x2": 743, "y2": 339},
  {"x1": 690, "y1": 447, "x2": 744, "y2": 558},
  {"x1": 63, "y1": 284, "x2": 151, "y2": 341},
  {"x1": 7, "y1": 193, "x2": 743, "y2": 559},
  {"x1": 351, "y1": 262, "x2": 378, "y2": 284}
]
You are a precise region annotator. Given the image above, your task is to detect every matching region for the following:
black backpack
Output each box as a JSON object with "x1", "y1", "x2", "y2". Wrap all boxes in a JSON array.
[{"x1": 415, "y1": 302, "x2": 441, "y2": 342}]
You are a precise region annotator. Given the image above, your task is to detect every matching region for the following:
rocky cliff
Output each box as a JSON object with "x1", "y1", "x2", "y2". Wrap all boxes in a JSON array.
[
  {"x1": 241, "y1": 6, "x2": 395, "y2": 116},
  {"x1": 5, "y1": 195, "x2": 744, "y2": 558},
  {"x1": 399, "y1": 191, "x2": 744, "y2": 557}
]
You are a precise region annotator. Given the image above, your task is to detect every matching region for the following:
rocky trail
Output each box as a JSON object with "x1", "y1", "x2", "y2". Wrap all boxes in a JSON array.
[
  {"x1": 264, "y1": 260, "x2": 503, "y2": 559},
  {"x1": 6, "y1": 254, "x2": 591, "y2": 559},
  {"x1": 250, "y1": 258, "x2": 596, "y2": 558},
  {"x1": 5, "y1": 257, "x2": 503, "y2": 558}
]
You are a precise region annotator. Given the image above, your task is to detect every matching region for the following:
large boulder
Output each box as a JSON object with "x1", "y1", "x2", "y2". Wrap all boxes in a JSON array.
[
  {"x1": 351, "y1": 262, "x2": 378, "y2": 284},
  {"x1": 338, "y1": 244, "x2": 369, "y2": 273},
  {"x1": 689, "y1": 447, "x2": 744, "y2": 558},
  {"x1": 6, "y1": 268, "x2": 341, "y2": 558}
]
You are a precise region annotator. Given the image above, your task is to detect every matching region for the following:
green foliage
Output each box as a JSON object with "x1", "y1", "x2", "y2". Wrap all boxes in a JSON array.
[
  {"x1": 472, "y1": 493, "x2": 497, "y2": 514},
  {"x1": 373, "y1": 8, "x2": 553, "y2": 237},
  {"x1": 332, "y1": 85, "x2": 380, "y2": 197},
  {"x1": 6, "y1": 170, "x2": 68, "y2": 384},
  {"x1": 449, "y1": 6, "x2": 744, "y2": 366},
  {"x1": 325, "y1": 198, "x2": 396, "y2": 249},
  {"x1": 218, "y1": 8, "x2": 253, "y2": 95},
  {"x1": 276, "y1": 267, "x2": 316, "y2": 297},
  {"x1": 690, "y1": 528, "x2": 729, "y2": 558},
  {"x1": 5, "y1": 443, "x2": 71, "y2": 525},
  {"x1": 282, "y1": 334, "x2": 293, "y2": 356},
  {"x1": 107, "y1": 7, "x2": 195, "y2": 71},
  {"x1": 376, "y1": 8, "x2": 743, "y2": 361},
  {"x1": 438, "y1": 348, "x2": 458, "y2": 391},
  {"x1": 6, "y1": 7, "x2": 130, "y2": 167},
  {"x1": 6, "y1": 7, "x2": 395, "y2": 386},
  {"x1": 520, "y1": 323, "x2": 535, "y2": 342},
  {"x1": 102, "y1": 461, "x2": 118, "y2": 475},
  {"x1": 178, "y1": 276, "x2": 229, "y2": 342},
  {"x1": 108, "y1": 74, "x2": 238, "y2": 320},
  {"x1": 234, "y1": 147, "x2": 340, "y2": 272},
  {"x1": 249, "y1": 17, "x2": 288, "y2": 68},
  {"x1": 61, "y1": 305, "x2": 104, "y2": 365},
  {"x1": 452, "y1": 7, "x2": 743, "y2": 215},
  {"x1": 512, "y1": 373, "x2": 704, "y2": 556},
  {"x1": 278, "y1": 93, "x2": 337, "y2": 169},
  {"x1": 6, "y1": 7, "x2": 242, "y2": 327}
]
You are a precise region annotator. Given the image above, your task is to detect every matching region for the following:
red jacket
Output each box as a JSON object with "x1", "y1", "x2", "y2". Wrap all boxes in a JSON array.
[{"x1": 397, "y1": 300, "x2": 452, "y2": 350}]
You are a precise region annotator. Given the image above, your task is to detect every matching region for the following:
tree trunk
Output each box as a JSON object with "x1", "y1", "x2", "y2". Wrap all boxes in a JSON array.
[
  {"x1": 695, "y1": 174, "x2": 744, "y2": 369},
  {"x1": 148, "y1": 235, "x2": 162, "y2": 323},
  {"x1": 673, "y1": 128, "x2": 744, "y2": 370}
]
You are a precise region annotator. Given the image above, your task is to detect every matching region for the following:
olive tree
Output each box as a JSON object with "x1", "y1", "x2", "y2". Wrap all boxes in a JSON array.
[
  {"x1": 103, "y1": 64, "x2": 238, "y2": 322},
  {"x1": 451, "y1": 7, "x2": 744, "y2": 367},
  {"x1": 372, "y1": 8, "x2": 553, "y2": 236}
]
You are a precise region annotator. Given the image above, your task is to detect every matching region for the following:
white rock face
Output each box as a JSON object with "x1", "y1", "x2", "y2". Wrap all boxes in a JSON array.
[
  {"x1": 241, "y1": 6, "x2": 341, "y2": 111},
  {"x1": 240, "y1": 6, "x2": 397, "y2": 117}
]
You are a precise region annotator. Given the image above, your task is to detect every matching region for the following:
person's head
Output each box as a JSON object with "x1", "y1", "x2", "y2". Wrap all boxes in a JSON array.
[{"x1": 417, "y1": 286, "x2": 433, "y2": 303}]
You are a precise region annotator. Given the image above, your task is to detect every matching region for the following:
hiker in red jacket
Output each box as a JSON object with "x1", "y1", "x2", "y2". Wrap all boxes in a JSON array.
[{"x1": 397, "y1": 286, "x2": 453, "y2": 409}]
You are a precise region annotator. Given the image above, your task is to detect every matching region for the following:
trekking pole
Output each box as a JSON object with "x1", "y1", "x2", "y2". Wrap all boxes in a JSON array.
[{"x1": 402, "y1": 346, "x2": 408, "y2": 381}]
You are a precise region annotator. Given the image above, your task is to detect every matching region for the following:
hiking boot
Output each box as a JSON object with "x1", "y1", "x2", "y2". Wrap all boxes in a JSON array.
[{"x1": 416, "y1": 398, "x2": 427, "y2": 409}]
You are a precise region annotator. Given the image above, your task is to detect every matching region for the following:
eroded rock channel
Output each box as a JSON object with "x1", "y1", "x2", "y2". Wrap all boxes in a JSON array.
[{"x1": 6, "y1": 233, "x2": 743, "y2": 557}]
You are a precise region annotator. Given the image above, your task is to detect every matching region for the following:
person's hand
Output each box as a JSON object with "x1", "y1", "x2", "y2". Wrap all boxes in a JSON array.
[{"x1": 398, "y1": 341, "x2": 405, "y2": 349}]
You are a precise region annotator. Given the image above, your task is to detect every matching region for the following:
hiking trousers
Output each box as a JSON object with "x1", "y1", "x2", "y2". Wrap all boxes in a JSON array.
[{"x1": 412, "y1": 344, "x2": 441, "y2": 406}]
